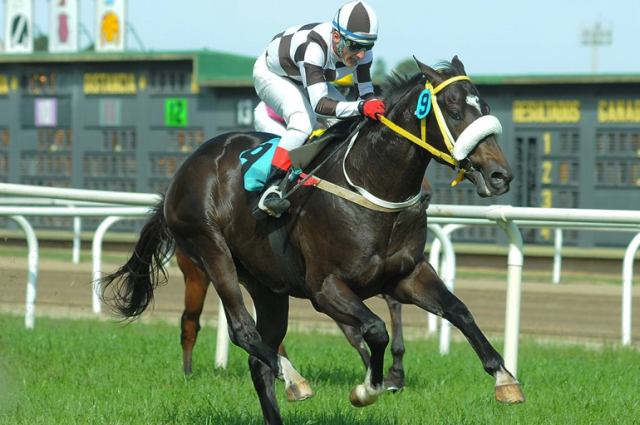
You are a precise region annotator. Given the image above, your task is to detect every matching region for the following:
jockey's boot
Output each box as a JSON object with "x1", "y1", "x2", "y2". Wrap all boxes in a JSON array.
[
  {"x1": 252, "y1": 145, "x2": 293, "y2": 219},
  {"x1": 256, "y1": 167, "x2": 291, "y2": 218}
]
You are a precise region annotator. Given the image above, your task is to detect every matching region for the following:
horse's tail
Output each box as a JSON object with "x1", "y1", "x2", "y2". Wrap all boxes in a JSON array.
[{"x1": 100, "y1": 198, "x2": 175, "y2": 319}]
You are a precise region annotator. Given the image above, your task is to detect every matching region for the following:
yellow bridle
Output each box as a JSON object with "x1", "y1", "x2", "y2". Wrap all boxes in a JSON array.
[{"x1": 378, "y1": 75, "x2": 471, "y2": 187}]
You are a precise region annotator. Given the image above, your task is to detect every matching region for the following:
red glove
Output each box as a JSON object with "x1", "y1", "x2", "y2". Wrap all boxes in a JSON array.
[{"x1": 360, "y1": 99, "x2": 385, "y2": 120}]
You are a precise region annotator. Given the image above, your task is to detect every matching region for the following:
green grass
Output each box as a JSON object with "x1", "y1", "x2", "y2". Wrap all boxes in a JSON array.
[{"x1": 1, "y1": 314, "x2": 639, "y2": 424}]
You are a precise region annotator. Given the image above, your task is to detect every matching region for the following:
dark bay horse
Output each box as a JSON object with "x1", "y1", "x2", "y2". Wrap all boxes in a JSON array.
[
  {"x1": 177, "y1": 183, "x2": 433, "y2": 395},
  {"x1": 101, "y1": 56, "x2": 524, "y2": 425}
]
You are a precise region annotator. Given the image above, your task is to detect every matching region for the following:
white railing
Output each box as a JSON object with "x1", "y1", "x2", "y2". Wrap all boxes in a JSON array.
[
  {"x1": 0, "y1": 183, "x2": 159, "y2": 205},
  {"x1": 0, "y1": 197, "x2": 128, "y2": 264},
  {"x1": 0, "y1": 205, "x2": 152, "y2": 328},
  {"x1": 1, "y1": 183, "x2": 639, "y2": 377}
]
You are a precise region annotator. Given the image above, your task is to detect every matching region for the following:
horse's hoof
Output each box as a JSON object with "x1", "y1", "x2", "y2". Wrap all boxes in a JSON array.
[
  {"x1": 349, "y1": 385, "x2": 380, "y2": 407},
  {"x1": 383, "y1": 377, "x2": 404, "y2": 393},
  {"x1": 385, "y1": 385, "x2": 403, "y2": 394},
  {"x1": 495, "y1": 383, "x2": 525, "y2": 404},
  {"x1": 285, "y1": 379, "x2": 314, "y2": 402}
]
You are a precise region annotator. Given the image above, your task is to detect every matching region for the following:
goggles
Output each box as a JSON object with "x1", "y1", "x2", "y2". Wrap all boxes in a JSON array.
[{"x1": 343, "y1": 38, "x2": 374, "y2": 52}]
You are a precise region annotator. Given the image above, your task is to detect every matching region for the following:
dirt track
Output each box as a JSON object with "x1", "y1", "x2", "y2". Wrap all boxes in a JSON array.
[{"x1": 2, "y1": 255, "x2": 639, "y2": 346}]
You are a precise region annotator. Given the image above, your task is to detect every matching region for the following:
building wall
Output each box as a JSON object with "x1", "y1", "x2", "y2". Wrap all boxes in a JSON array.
[{"x1": 0, "y1": 59, "x2": 256, "y2": 230}]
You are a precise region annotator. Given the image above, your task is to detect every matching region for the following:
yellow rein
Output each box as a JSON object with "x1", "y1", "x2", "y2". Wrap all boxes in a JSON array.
[{"x1": 378, "y1": 75, "x2": 471, "y2": 187}]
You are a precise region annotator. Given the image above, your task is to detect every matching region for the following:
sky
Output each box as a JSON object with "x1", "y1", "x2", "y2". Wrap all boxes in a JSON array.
[{"x1": 5, "y1": 0, "x2": 640, "y2": 76}]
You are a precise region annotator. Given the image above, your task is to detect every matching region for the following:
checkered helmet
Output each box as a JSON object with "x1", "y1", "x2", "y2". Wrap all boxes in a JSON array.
[{"x1": 332, "y1": 1, "x2": 378, "y2": 46}]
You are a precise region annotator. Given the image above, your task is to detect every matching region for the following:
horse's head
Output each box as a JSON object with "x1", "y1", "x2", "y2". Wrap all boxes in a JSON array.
[{"x1": 408, "y1": 56, "x2": 513, "y2": 197}]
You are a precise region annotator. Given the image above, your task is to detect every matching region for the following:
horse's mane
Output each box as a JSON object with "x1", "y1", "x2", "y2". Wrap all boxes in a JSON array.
[
  {"x1": 431, "y1": 60, "x2": 458, "y2": 77},
  {"x1": 382, "y1": 72, "x2": 424, "y2": 106},
  {"x1": 381, "y1": 60, "x2": 459, "y2": 105}
]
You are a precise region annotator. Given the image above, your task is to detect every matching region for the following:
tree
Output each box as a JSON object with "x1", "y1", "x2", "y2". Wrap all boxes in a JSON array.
[
  {"x1": 34, "y1": 34, "x2": 48, "y2": 52},
  {"x1": 372, "y1": 58, "x2": 388, "y2": 83}
]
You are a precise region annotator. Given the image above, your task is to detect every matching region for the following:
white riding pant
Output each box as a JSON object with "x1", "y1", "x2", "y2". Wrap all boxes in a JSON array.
[
  {"x1": 253, "y1": 101, "x2": 286, "y2": 136},
  {"x1": 253, "y1": 52, "x2": 345, "y2": 151}
]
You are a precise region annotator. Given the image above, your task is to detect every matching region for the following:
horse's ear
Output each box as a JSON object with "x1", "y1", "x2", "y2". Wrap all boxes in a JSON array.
[
  {"x1": 412, "y1": 56, "x2": 444, "y2": 85},
  {"x1": 451, "y1": 55, "x2": 467, "y2": 75}
]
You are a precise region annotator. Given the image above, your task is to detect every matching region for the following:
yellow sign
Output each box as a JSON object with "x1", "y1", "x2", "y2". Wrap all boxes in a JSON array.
[
  {"x1": 542, "y1": 161, "x2": 553, "y2": 184},
  {"x1": 513, "y1": 100, "x2": 581, "y2": 123},
  {"x1": 539, "y1": 189, "x2": 553, "y2": 240},
  {"x1": 0, "y1": 75, "x2": 8, "y2": 95},
  {"x1": 191, "y1": 75, "x2": 200, "y2": 94},
  {"x1": 138, "y1": 75, "x2": 147, "y2": 91},
  {"x1": 100, "y1": 12, "x2": 120, "y2": 46},
  {"x1": 83, "y1": 73, "x2": 137, "y2": 94},
  {"x1": 543, "y1": 131, "x2": 552, "y2": 155},
  {"x1": 597, "y1": 99, "x2": 640, "y2": 123}
]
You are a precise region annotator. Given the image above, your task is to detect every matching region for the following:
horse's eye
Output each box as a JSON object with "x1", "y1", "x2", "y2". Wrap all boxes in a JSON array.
[{"x1": 480, "y1": 101, "x2": 491, "y2": 115}]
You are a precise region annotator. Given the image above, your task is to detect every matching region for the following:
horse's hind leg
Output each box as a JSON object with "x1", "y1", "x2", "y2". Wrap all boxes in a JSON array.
[
  {"x1": 176, "y1": 230, "x2": 285, "y2": 424},
  {"x1": 176, "y1": 249, "x2": 209, "y2": 375},
  {"x1": 245, "y1": 281, "x2": 294, "y2": 424},
  {"x1": 177, "y1": 230, "x2": 281, "y2": 374},
  {"x1": 390, "y1": 261, "x2": 525, "y2": 404}
]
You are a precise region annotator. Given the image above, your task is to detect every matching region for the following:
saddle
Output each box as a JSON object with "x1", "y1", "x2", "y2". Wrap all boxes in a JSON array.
[{"x1": 240, "y1": 119, "x2": 358, "y2": 193}]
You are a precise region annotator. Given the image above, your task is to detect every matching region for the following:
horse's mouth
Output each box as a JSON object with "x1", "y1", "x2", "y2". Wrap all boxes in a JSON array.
[{"x1": 466, "y1": 168, "x2": 511, "y2": 197}]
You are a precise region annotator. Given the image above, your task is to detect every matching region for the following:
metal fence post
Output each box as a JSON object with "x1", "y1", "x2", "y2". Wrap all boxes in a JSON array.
[
  {"x1": 496, "y1": 219, "x2": 524, "y2": 377},
  {"x1": 10, "y1": 216, "x2": 39, "y2": 329},
  {"x1": 622, "y1": 232, "x2": 640, "y2": 345}
]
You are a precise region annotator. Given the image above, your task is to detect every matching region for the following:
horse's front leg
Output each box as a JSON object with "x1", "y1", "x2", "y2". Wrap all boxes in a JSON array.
[
  {"x1": 310, "y1": 274, "x2": 388, "y2": 407},
  {"x1": 334, "y1": 295, "x2": 405, "y2": 392},
  {"x1": 390, "y1": 261, "x2": 525, "y2": 404},
  {"x1": 382, "y1": 294, "x2": 405, "y2": 392}
]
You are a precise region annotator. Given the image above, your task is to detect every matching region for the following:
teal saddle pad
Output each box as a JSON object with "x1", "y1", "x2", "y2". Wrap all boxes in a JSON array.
[
  {"x1": 239, "y1": 137, "x2": 279, "y2": 192},
  {"x1": 240, "y1": 136, "x2": 326, "y2": 192}
]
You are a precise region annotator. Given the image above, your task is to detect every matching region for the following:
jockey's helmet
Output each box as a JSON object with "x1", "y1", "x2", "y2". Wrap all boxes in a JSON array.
[{"x1": 332, "y1": 1, "x2": 378, "y2": 50}]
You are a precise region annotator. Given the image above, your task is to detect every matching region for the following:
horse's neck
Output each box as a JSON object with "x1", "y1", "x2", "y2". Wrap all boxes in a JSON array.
[{"x1": 343, "y1": 117, "x2": 429, "y2": 202}]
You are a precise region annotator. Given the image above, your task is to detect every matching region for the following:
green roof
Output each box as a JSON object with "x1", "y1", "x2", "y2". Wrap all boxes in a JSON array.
[
  {"x1": 471, "y1": 73, "x2": 640, "y2": 85},
  {"x1": 194, "y1": 51, "x2": 255, "y2": 86},
  {"x1": 0, "y1": 49, "x2": 256, "y2": 87}
]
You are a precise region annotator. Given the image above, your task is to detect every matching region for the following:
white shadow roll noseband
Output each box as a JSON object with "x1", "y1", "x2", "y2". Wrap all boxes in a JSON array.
[{"x1": 451, "y1": 115, "x2": 502, "y2": 161}]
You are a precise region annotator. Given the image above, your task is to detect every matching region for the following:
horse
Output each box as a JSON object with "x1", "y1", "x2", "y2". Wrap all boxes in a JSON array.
[
  {"x1": 101, "y1": 56, "x2": 524, "y2": 425},
  {"x1": 177, "y1": 95, "x2": 436, "y2": 396}
]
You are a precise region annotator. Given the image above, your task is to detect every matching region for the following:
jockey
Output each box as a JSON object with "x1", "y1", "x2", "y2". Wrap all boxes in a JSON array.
[{"x1": 252, "y1": 0, "x2": 386, "y2": 217}]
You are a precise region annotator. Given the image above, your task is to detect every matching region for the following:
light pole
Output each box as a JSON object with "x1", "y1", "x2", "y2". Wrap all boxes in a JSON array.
[{"x1": 581, "y1": 21, "x2": 613, "y2": 73}]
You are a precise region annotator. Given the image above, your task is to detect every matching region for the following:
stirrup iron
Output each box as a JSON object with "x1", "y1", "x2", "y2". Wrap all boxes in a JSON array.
[{"x1": 258, "y1": 185, "x2": 288, "y2": 218}]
